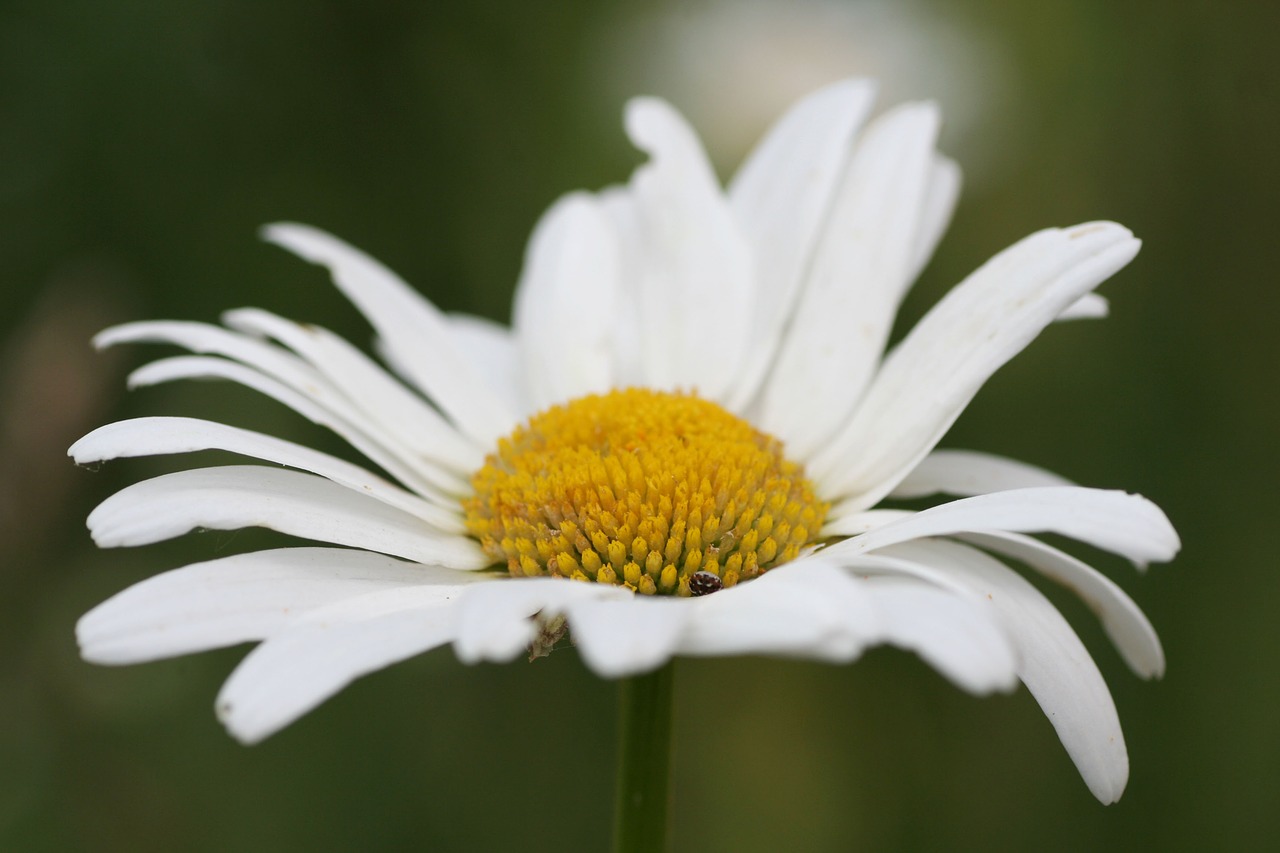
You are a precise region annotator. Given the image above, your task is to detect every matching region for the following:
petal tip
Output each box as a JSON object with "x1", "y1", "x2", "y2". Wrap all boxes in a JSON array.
[
  {"x1": 259, "y1": 221, "x2": 305, "y2": 244},
  {"x1": 1064, "y1": 220, "x2": 1137, "y2": 247},
  {"x1": 1093, "y1": 772, "x2": 1128, "y2": 805},
  {"x1": 797, "y1": 77, "x2": 879, "y2": 116},
  {"x1": 259, "y1": 222, "x2": 337, "y2": 265},
  {"x1": 91, "y1": 325, "x2": 129, "y2": 350},
  {"x1": 623, "y1": 96, "x2": 687, "y2": 154},
  {"x1": 216, "y1": 700, "x2": 264, "y2": 746}
]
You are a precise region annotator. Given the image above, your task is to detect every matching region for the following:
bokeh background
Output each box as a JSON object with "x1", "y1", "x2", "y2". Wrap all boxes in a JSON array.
[{"x1": 2, "y1": 0, "x2": 1276, "y2": 850}]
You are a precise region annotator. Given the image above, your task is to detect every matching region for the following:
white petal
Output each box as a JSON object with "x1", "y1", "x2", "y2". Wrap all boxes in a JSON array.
[
  {"x1": 102, "y1": 319, "x2": 366, "y2": 442},
  {"x1": 223, "y1": 308, "x2": 482, "y2": 472},
  {"x1": 564, "y1": 596, "x2": 691, "y2": 677},
  {"x1": 87, "y1": 465, "x2": 489, "y2": 569},
  {"x1": 759, "y1": 103, "x2": 942, "y2": 456},
  {"x1": 597, "y1": 187, "x2": 647, "y2": 388},
  {"x1": 1059, "y1": 292, "x2": 1110, "y2": 320},
  {"x1": 624, "y1": 97, "x2": 753, "y2": 403},
  {"x1": 512, "y1": 192, "x2": 621, "y2": 411},
  {"x1": 880, "y1": 539, "x2": 1131, "y2": 803},
  {"x1": 887, "y1": 449, "x2": 1074, "y2": 500},
  {"x1": 822, "y1": 487, "x2": 1180, "y2": 568},
  {"x1": 675, "y1": 560, "x2": 1016, "y2": 694},
  {"x1": 904, "y1": 155, "x2": 962, "y2": 284},
  {"x1": 676, "y1": 562, "x2": 876, "y2": 661},
  {"x1": 100, "y1": 321, "x2": 426, "y2": 462},
  {"x1": 812, "y1": 222, "x2": 1142, "y2": 508},
  {"x1": 99, "y1": 317, "x2": 473, "y2": 491},
  {"x1": 77, "y1": 547, "x2": 477, "y2": 664},
  {"x1": 822, "y1": 509, "x2": 913, "y2": 536},
  {"x1": 261, "y1": 223, "x2": 516, "y2": 445},
  {"x1": 70, "y1": 417, "x2": 464, "y2": 532},
  {"x1": 725, "y1": 78, "x2": 877, "y2": 409},
  {"x1": 127, "y1": 355, "x2": 466, "y2": 504},
  {"x1": 96, "y1": 320, "x2": 314, "y2": 388},
  {"x1": 452, "y1": 578, "x2": 629, "y2": 665},
  {"x1": 216, "y1": 583, "x2": 470, "y2": 744},
  {"x1": 443, "y1": 313, "x2": 529, "y2": 419},
  {"x1": 960, "y1": 531, "x2": 1164, "y2": 678},
  {"x1": 855, "y1": 574, "x2": 1019, "y2": 694}
]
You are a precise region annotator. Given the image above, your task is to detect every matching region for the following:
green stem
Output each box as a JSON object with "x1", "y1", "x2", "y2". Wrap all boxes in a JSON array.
[{"x1": 613, "y1": 662, "x2": 675, "y2": 853}]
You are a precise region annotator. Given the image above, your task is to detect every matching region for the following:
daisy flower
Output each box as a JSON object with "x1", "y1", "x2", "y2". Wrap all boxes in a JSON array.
[{"x1": 72, "y1": 79, "x2": 1178, "y2": 807}]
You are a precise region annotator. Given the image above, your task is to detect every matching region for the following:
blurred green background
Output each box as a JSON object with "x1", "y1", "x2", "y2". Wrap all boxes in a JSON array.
[{"x1": 2, "y1": 0, "x2": 1276, "y2": 850}]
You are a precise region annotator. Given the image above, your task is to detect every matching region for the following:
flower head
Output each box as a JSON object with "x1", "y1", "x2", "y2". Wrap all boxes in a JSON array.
[{"x1": 73, "y1": 79, "x2": 1178, "y2": 803}]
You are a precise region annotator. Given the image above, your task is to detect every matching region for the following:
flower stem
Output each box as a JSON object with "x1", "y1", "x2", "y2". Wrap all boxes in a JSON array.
[{"x1": 613, "y1": 662, "x2": 674, "y2": 853}]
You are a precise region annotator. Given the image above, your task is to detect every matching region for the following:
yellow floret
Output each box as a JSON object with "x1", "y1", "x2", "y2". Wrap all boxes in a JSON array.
[{"x1": 462, "y1": 389, "x2": 827, "y2": 596}]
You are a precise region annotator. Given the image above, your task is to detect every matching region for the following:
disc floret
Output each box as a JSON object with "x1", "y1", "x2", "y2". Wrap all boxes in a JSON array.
[{"x1": 463, "y1": 389, "x2": 827, "y2": 596}]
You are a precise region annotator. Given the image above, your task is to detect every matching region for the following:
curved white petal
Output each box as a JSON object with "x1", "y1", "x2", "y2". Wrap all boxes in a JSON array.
[
  {"x1": 261, "y1": 223, "x2": 516, "y2": 445},
  {"x1": 70, "y1": 417, "x2": 464, "y2": 533},
  {"x1": 960, "y1": 531, "x2": 1164, "y2": 678},
  {"x1": 904, "y1": 155, "x2": 962, "y2": 284},
  {"x1": 624, "y1": 97, "x2": 754, "y2": 403},
  {"x1": 596, "y1": 187, "x2": 647, "y2": 388},
  {"x1": 822, "y1": 487, "x2": 1180, "y2": 568},
  {"x1": 216, "y1": 583, "x2": 470, "y2": 744},
  {"x1": 102, "y1": 318, "x2": 473, "y2": 492},
  {"x1": 443, "y1": 313, "x2": 529, "y2": 419},
  {"x1": 1059, "y1": 292, "x2": 1110, "y2": 320},
  {"x1": 127, "y1": 355, "x2": 466, "y2": 504},
  {"x1": 854, "y1": 574, "x2": 1019, "y2": 694},
  {"x1": 223, "y1": 308, "x2": 482, "y2": 472},
  {"x1": 452, "y1": 577, "x2": 629, "y2": 665},
  {"x1": 823, "y1": 509, "x2": 913, "y2": 536},
  {"x1": 512, "y1": 192, "x2": 622, "y2": 411},
  {"x1": 564, "y1": 595, "x2": 691, "y2": 677},
  {"x1": 877, "y1": 539, "x2": 1131, "y2": 804},
  {"x1": 726, "y1": 78, "x2": 877, "y2": 408},
  {"x1": 677, "y1": 562, "x2": 876, "y2": 660},
  {"x1": 675, "y1": 560, "x2": 1016, "y2": 693},
  {"x1": 888, "y1": 449, "x2": 1074, "y2": 500},
  {"x1": 78, "y1": 547, "x2": 478, "y2": 664},
  {"x1": 87, "y1": 465, "x2": 489, "y2": 569},
  {"x1": 812, "y1": 222, "x2": 1142, "y2": 508},
  {"x1": 760, "y1": 103, "x2": 942, "y2": 456},
  {"x1": 96, "y1": 320, "x2": 316, "y2": 388}
]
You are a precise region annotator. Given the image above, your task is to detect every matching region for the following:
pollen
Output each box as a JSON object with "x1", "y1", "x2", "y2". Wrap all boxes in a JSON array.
[{"x1": 463, "y1": 389, "x2": 827, "y2": 596}]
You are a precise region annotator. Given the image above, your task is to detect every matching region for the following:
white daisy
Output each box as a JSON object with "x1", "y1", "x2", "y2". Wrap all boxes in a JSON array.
[{"x1": 72, "y1": 79, "x2": 1178, "y2": 805}]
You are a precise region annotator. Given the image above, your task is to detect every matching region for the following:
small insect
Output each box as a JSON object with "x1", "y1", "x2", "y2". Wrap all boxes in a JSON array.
[{"x1": 688, "y1": 570, "x2": 723, "y2": 596}]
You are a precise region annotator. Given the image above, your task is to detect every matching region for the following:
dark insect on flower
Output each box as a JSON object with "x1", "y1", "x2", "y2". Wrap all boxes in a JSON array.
[{"x1": 688, "y1": 571, "x2": 723, "y2": 597}]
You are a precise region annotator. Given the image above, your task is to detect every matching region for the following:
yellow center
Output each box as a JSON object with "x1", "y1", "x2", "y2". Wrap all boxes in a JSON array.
[{"x1": 463, "y1": 388, "x2": 828, "y2": 596}]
